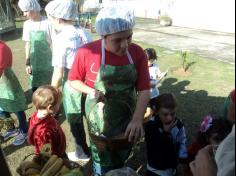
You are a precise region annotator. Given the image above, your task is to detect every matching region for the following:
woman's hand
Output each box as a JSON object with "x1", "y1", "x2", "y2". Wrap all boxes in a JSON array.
[
  {"x1": 26, "y1": 66, "x2": 32, "y2": 75},
  {"x1": 190, "y1": 145, "x2": 217, "y2": 176},
  {"x1": 125, "y1": 118, "x2": 144, "y2": 143},
  {"x1": 90, "y1": 89, "x2": 105, "y2": 102}
]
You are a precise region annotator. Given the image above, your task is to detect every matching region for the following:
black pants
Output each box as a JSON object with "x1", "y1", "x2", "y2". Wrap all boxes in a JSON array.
[{"x1": 70, "y1": 118, "x2": 90, "y2": 157}]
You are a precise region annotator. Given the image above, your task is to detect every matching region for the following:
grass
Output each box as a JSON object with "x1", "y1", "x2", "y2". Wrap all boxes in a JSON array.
[{"x1": 1, "y1": 23, "x2": 235, "y2": 176}]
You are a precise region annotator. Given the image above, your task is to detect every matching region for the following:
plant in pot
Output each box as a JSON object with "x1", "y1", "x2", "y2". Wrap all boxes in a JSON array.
[{"x1": 160, "y1": 15, "x2": 172, "y2": 26}]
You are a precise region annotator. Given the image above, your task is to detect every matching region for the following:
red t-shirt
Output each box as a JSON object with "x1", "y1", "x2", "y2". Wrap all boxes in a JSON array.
[
  {"x1": 28, "y1": 112, "x2": 66, "y2": 158},
  {"x1": 68, "y1": 39, "x2": 150, "y2": 91},
  {"x1": 0, "y1": 41, "x2": 12, "y2": 76}
]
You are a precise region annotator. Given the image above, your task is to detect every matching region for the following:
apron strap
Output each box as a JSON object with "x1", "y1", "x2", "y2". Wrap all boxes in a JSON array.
[{"x1": 101, "y1": 40, "x2": 134, "y2": 65}]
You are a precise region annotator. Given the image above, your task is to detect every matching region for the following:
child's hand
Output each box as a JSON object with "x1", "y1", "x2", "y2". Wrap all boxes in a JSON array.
[{"x1": 163, "y1": 119, "x2": 177, "y2": 133}]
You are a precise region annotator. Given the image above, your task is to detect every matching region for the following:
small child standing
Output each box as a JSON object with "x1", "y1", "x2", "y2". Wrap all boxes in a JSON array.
[
  {"x1": 144, "y1": 48, "x2": 167, "y2": 121},
  {"x1": 145, "y1": 93, "x2": 188, "y2": 176},
  {"x1": 27, "y1": 85, "x2": 66, "y2": 158},
  {"x1": 184, "y1": 115, "x2": 232, "y2": 176}
]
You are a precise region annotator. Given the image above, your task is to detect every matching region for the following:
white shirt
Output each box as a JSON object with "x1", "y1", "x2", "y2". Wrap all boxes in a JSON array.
[
  {"x1": 52, "y1": 25, "x2": 92, "y2": 69},
  {"x1": 149, "y1": 63, "x2": 160, "y2": 99},
  {"x1": 22, "y1": 16, "x2": 53, "y2": 44}
]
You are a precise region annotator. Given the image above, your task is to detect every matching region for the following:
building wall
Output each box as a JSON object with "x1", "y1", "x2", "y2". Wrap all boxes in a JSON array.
[
  {"x1": 82, "y1": 0, "x2": 235, "y2": 33},
  {"x1": 169, "y1": 0, "x2": 235, "y2": 33}
]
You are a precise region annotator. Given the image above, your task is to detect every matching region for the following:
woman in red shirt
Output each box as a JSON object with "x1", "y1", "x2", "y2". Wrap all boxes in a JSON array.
[
  {"x1": 0, "y1": 41, "x2": 28, "y2": 146},
  {"x1": 68, "y1": 7, "x2": 150, "y2": 175}
]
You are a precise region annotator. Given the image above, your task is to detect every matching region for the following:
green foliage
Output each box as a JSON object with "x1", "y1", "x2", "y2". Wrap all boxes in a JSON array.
[{"x1": 181, "y1": 50, "x2": 188, "y2": 71}]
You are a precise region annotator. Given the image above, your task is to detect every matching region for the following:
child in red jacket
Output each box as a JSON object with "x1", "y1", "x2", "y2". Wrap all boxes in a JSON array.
[{"x1": 28, "y1": 85, "x2": 67, "y2": 158}]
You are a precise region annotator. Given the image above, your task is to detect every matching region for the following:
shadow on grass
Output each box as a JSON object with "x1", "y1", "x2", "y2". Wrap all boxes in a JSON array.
[
  {"x1": 1, "y1": 28, "x2": 23, "y2": 41},
  {"x1": 2, "y1": 141, "x2": 30, "y2": 156},
  {"x1": 159, "y1": 77, "x2": 227, "y2": 136},
  {"x1": 126, "y1": 77, "x2": 228, "y2": 176}
]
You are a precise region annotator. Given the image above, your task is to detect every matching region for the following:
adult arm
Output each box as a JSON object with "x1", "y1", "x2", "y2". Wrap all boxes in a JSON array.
[
  {"x1": 25, "y1": 42, "x2": 32, "y2": 75},
  {"x1": 69, "y1": 80, "x2": 105, "y2": 101},
  {"x1": 190, "y1": 145, "x2": 217, "y2": 176},
  {"x1": 125, "y1": 90, "x2": 150, "y2": 142},
  {"x1": 51, "y1": 67, "x2": 64, "y2": 88}
]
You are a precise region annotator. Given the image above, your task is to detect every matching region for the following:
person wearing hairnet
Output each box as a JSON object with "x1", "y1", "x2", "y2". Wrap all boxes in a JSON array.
[
  {"x1": 0, "y1": 41, "x2": 28, "y2": 146},
  {"x1": 45, "y1": 0, "x2": 92, "y2": 162},
  {"x1": 68, "y1": 7, "x2": 150, "y2": 175},
  {"x1": 18, "y1": 0, "x2": 53, "y2": 92}
]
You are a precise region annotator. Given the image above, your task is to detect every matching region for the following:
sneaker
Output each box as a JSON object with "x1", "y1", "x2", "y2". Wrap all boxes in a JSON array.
[
  {"x1": 2, "y1": 129, "x2": 19, "y2": 141},
  {"x1": 68, "y1": 152, "x2": 90, "y2": 162},
  {"x1": 12, "y1": 132, "x2": 27, "y2": 146}
]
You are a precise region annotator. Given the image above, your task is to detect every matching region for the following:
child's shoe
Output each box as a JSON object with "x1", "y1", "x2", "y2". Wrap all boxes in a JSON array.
[
  {"x1": 68, "y1": 151, "x2": 90, "y2": 162},
  {"x1": 2, "y1": 128, "x2": 19, "y2": 141}
]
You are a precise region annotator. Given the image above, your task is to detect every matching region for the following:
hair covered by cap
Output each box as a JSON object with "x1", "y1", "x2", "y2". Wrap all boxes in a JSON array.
[
  {"x1": 18, "y1": 0, "x2": 41, "y2": 12},
  {"x1": 45, "y1": 0, "x2": 78, "y2": 21},
  {"x1": 96, "y1": 7, "x2": 135, "y2": 36}
]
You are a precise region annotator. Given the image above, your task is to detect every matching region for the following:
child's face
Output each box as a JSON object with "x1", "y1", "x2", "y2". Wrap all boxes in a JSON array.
[
  {"x1": 23, "y1": 11, "x2": 38, "y2": 20},
  {"x1": 158, "y1": 107, "x2": 176, "y2": 125}
]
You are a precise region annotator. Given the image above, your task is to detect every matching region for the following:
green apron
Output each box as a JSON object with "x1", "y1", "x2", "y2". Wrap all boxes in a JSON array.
[
  {"x1": 0, "y1": 68, "x2": 27, "y2": 112},
  {"x1": 85, "y1": 40, "x2": 137, "y2": 168},
  {"x1": 62, "y1": 69, "x2": 83, "y2": 123},
  {"x1": 29, "y1": 30, "x2": 53, "y2": 88}
]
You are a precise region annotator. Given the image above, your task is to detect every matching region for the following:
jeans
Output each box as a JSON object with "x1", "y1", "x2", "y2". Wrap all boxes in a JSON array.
[{"x1": 0, "y1": 111, "x2": 28, "y2": 133}]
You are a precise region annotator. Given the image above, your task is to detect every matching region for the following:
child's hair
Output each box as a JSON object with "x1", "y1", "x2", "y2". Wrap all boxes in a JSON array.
[
  {"x1": 154, "y1": 93, "x2": 177, "y2": 111},
  {"x1": 32, "y1": 85, "x2": 62, "y2": 110},
  {"x1": 197, "y1": 115, "x2": 232, "y2": 146},
  {"x1": 144, "y1": 48, "x2": 158, "y2": 60}
]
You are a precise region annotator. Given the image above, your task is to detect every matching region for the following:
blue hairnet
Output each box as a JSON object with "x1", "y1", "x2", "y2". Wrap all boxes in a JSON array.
[
  {"x1": 18, "y1": 0, "x2": 41, "y2": 12},
  {"x1": 96, "y1": 7, "x2": 135, "y2": 36},
  {"x1": 45, "y1": 0, "x2": 78, "y2": 21}
]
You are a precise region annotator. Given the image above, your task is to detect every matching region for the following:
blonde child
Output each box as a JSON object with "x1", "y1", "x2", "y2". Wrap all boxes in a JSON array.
[{"x1": 27, "y1": 85, "x2": 66, "y2": 158}]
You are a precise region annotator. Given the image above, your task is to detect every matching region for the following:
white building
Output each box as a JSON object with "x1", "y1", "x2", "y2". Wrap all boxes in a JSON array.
[{"x1": 81, "y1": 0, "x2": 235, "y2": 33}]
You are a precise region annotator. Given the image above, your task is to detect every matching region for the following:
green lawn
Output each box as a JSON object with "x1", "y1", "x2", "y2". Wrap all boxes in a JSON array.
[{"x1": 1, "y1": 24, "x2": 235, "y2": 175}]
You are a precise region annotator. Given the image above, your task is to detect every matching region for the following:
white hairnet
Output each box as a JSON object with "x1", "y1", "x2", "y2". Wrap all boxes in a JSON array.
[
  {"x1": 96, "y1": 7, "x2": 135, "y2": 36},
  {"x1": 18, "y1": 0, "x2": 41, "y2": 12},
  {"x1": 45, "y1": 0, "x2": 78, "y2": 21}
]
